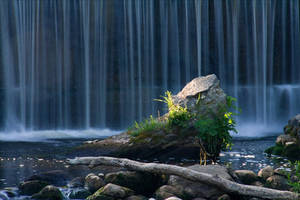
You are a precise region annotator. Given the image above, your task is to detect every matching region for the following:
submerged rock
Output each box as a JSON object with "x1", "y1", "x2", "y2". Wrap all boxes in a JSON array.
[
  {"x1": 68, "y1": 177, "x2": 85, "y2": 188},
  {"x1": 68, "y1": 188, "x2": 91, "y2": 199},
  {"x1": 19, "y1": 180, "x2": 49, "y2": 195},
  {"x1": 26, "y1": 170, "x2": 69, "y2": 187},
  {"x1": 31, "y1": 185, "x2": 64, "y2": 200}
]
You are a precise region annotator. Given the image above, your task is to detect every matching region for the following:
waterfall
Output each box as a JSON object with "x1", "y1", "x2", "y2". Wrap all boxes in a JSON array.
[{"x1": 0, "y1": 0, "x2": 300, "y2": 136}]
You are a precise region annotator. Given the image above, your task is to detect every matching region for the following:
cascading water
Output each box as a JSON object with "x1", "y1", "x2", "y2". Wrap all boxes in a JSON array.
[{"x1": 0, "y1": 0, "x2": 299, "y2": 137}]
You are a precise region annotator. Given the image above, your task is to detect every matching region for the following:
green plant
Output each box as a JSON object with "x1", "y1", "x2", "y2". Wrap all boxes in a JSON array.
[
  {"x1": 194, "y1": 96, "x2": 239, "y2": 160},
  {"x1": 287, "y1": 160, "x2": 300, "y2": 193},
  {"x1": 128, "y1": 115, "x2": 165, "y2": 137},
  {"x1": 155, "y1": 91, "x2": 193, "y2": 129}
]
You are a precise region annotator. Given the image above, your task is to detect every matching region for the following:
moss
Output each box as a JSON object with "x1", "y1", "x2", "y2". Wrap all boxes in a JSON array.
[
  {"x1": 284, "y1": 144, "x2": 300, "y2": 160},
  {"x1": 86, "y1": 187, "x2": 115, "y2": 200},
  {"x1": 265, "y1": 144, "x2": 285, "y2": 156}
]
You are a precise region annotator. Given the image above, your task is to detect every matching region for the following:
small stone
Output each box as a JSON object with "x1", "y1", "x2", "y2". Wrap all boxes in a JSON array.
[
  {"x1": 266, "y1": 175, "x2": 289, "y2": 190},
  {"x1": 276, "y1": 135, "x2": 296, "y2": 146},
  {"x1": 258, "y1": 166, "x2": 274, "y2": 180},
  {"x1": 218, "y1": 194, "x2": 231, "y2": 200},
  {"x1": 165, "y1": 197, "x2": 182, "y2": 200},
  {"x1": 68, "y1": 177, "x2": 85, "y2": 188},
  {"x1": 68, "y1": 188, "x2": 91, "y2": 199},
  {"x1": 155, "y1": 185, "x2": 183, "y2": 200},
  {"x1": 31, "y1": 185, "x2": 64, "y2": 200},
  {"x1": 126, "y1": 195, "x2": 147, "y2": 200},
  {"x1": 26, "y1": 170, "x2": 69, "y2": 187},
  {"x1": 85, "y1": 173, "x2": 105, "y2": 193},
  {"x1": 234, "y1": 170, "x2": 258, "y2": 184}
]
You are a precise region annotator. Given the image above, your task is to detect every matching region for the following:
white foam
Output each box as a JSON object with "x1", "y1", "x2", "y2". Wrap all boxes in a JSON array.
[
  {"x1": 0, "y1": 129, "x2": 121, "y2": 142},
  {"x1": 234, "y1": 123, "x2": 281, "y2": 138}
]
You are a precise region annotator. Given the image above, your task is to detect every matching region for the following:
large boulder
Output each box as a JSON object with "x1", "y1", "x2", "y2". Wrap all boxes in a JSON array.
[
  {"x1": 173, "y1": 74, "x2": 227, "y2": 115},
  {"x1": 167, "y1": 165, "x2": 232, "y2": 200},
  {"x1": 104, "y1": 171, "x2": 164, "y2": 195}
]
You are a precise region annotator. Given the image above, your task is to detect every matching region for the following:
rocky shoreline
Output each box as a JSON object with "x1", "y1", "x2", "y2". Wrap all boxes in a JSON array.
[{"x1": 0, "y1": 161, "x2": 296, "y2": 200}]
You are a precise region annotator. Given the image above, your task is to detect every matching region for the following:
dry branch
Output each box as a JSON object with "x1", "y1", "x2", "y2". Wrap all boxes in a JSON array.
[{"x1": 67, "y1": 156, "x2": 299, "y2": 200}]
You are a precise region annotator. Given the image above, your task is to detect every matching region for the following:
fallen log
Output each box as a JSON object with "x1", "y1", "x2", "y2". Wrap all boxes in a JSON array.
[{"x1": 67, "y1": 156, "x2": 299, "y2": 200}]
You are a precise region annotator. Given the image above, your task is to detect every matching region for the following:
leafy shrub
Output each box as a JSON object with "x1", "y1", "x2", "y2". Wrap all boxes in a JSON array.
[
  {"x1": 194, "y1": 96, "x2": 238, "y2": 159},
  {"x1": 155, "y1": 91, "x2": 193, "y2": 129},
  {"x1": 286, "y1": 161, "x2": 300, "y2": 193}
]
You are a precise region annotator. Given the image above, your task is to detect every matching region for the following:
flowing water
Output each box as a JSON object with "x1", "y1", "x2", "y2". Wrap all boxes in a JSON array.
[{"x1": 0, "y1": 0, "x2": 299, "y2": 138}]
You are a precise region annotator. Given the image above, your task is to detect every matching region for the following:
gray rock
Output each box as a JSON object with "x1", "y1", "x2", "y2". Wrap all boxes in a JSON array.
[
  {"x1": 173, "y1": 74, "x2": 227, "y2": 116},
  {"x1": 68, "y1": 177, "x2": 85, "y2": 188},
  {"x1": 234, "y1": 170, "x2": 258, "y2": 185},
  {"x1": 276, "y1": 135, "x2": 297, "y2": 146},
  {"x1": 87, "y1": 183, "x2": 134, "y2": 200},
  {"x1": 266, "y1": 175, "x2": 289, "y2": 190},
  {"x1": 168, "y1": 165, "x2": 231, "y2": 199},
  {"x1": 125, "y1": 195, "x2": 147, "y2": 200},
  {"x1": 105, "y1": 171, "x2": 163, "y2": 195},
  {"x1": 155, "y1": 185, "x2": 183, "y2": 200},
  {"x1": 217, "y1": 194, "x2": 231, "y2": 200},
  {"x1": 165, "y1": 197, "x2": 182, "y2": 200},
  {"x1": 288, "y1": 114, "x2": 300, "y2": 127},
  {"x1": 31, "y1": 185, "x2": 64, "y2": 200},
  {"x1": 19, "y1": 180, "x2": 49, "y2": 195},
  {"x1": 258, "y1": 166, "x2": 274, "y2": 180},
  {"x1": 68, "y1": 188, "x2": 91, "y2": 199},
  {"x1": 85, "y1": 173, "x2": 105, "y2": 193}
]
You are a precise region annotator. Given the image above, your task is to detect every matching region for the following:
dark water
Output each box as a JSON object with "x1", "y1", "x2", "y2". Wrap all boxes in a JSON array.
[{"x1": 0, "y1": 135, "x2": 285, "y2": 191}]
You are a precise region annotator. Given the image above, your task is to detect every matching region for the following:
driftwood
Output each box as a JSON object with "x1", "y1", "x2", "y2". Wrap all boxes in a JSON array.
[{"x1": 67, "y1": 156, "x2": 299, "y2": 200}]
